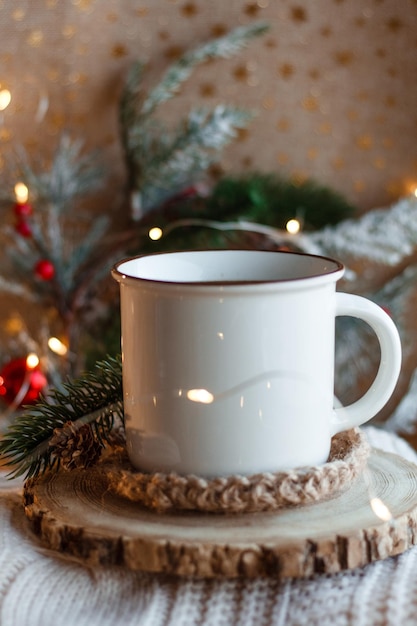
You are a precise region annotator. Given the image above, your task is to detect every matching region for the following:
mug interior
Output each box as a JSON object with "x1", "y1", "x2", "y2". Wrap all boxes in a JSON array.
[{"x1": 114, "y1": 250, "x2": 343, "y2": 285}]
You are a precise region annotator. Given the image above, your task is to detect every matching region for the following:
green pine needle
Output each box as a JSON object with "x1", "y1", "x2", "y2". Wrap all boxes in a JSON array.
[
  {"x1": 120, "y1": 21, "x2": 269, "y2": 214},
  {"x1": 17, "y1": 135, "x2": 103, "y2": 213},
  {"x1": 0, "y1": 355, "x2": 123, "y2": 479},
  {"x1": 141, "y1": 21, "x2": 270, "y2": 116},
  {"x1": 136, "y1": 106, "x2": 254, "y2": 207},
  {"x1": 0, "y1": 135, "x2": 108, "y2": 304}
]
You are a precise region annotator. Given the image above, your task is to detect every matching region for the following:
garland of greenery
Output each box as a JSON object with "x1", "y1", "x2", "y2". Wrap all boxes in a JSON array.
[
  {"x1": 205, "y1": 174, "x2": 356, "y2": 229},
  {"x1": 127, "y1": 172, "x2": 358, "y2": 255}
]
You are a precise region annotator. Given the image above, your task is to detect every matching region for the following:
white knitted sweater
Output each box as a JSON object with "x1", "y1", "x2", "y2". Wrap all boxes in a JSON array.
[{"x1": 0, "y1": 427, "x2": 416, "y2": 626}]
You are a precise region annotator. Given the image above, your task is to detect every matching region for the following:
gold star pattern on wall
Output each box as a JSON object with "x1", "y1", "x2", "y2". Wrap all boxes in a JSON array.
[
  {"x1": 386, "y1": 17, "x2": 404, "y2": 32},
  {"x1": 334, "y1": 50, "x2": 355, "y2": 66},
  {"x1": 27, "y1": 30, "x2": 44, "y2": 47},
  {"x1": 302, "y1": 96, "x2": 320, "y2": 111},
  {"x1": 291, "y1": 6, "x2": 308, "y2": 22},
  {"x1": 356, "y1": 135, "x2": 373, "y2": 150},
  {"x1": 180, "y1": 2, "x2": 198, "y2": 17},
  {"x1": 244, "y1": 4, "x2": 262, "y2": 17},
  {"x1": 199, "y1": 83, "x2": 216, "y2": 97},
  {"x1": 73, "y1": 0, "x2": 95, "y2": 11},
  {"x1": 278, "y1": 63, "x2": 295, "y2": 79},
  {"x1": 233, "y1": 64, "x2": 251, "y2": 82},
  {"x1": 0, "y1": 0, "x2": 415, "y2": 212},
  {"x1": 111, "y1": 44, "x2": 129, "y2": 58}
]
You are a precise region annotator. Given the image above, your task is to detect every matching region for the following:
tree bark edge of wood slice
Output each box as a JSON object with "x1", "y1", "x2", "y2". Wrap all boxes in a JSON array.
[{"x1": 23, "y1": 448, "x2": 417, "y2": 579}]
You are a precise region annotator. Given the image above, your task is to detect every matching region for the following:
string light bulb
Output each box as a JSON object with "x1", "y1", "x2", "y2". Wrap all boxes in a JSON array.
[
  {"x1": 14, "y1": 182, "x2": 29, "y2": 204},
  {"x1": 285, "y1": 218, "x2": 301, "y2": 235},
  {"x1": 148, "y1": 226, "x2": 163, "y2": 241},
  {"x1": 26, "y1": 353, "x2": 40, "y2": 370},
  {"x1": 0, "y1": 89, "x2": 11, "y2": 111},
  {"x1": 48, "y1": 337, "x2": 68, "y2": 356}
]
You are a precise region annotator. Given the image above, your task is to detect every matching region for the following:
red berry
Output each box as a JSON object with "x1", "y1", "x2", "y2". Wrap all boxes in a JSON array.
[
  {"x1": 15, "y1": 219, "x2": 32, "y2": 237},
  {"x1": 34, "y1": 259, "x2": 55, "y2": 281},
  {"x1": 29, "y1": 369, "x2": 48, "y2": 391},
  {"x1": 13, "y1": 202, "x2": 33, "y2": 217}
]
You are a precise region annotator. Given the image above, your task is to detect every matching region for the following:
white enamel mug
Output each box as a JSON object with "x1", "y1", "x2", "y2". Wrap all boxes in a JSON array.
[{"x1": 112, "y1": 249, "x2": 401, "y2": 477}]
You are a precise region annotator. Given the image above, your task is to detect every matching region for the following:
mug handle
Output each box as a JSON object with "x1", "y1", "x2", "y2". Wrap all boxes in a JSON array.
[{"x1": 331, "y1": 292, "x2": 402, "y2": 435}]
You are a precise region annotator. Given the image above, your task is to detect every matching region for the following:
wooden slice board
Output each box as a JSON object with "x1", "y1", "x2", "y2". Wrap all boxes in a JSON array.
[{"x1": 23, "y1": 448, "x2": 417, "y2": 579}]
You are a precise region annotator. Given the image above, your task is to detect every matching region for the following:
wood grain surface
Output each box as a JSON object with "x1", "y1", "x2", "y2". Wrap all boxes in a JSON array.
[{"x1": 23, "y1": 448, "x2": 417, "y2": 579}]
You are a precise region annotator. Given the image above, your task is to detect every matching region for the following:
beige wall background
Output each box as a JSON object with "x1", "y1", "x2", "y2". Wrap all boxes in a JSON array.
[{"x1": 0, "y1": 0, "x2": 416, "y2": 217}]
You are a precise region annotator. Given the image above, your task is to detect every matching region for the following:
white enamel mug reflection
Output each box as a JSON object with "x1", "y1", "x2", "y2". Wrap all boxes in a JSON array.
[{"x1": 112, "y1": 250, "x2": 402, "y2": 477}]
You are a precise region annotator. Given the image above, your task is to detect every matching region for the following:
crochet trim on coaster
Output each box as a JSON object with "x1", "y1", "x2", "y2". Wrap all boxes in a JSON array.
[{"x1": 105, "y1": 428, "x2": 370, "y2": 514}]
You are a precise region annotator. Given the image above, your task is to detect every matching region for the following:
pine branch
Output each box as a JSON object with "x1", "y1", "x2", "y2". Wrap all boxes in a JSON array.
[
  {"x1": 185, "y1": 106, "x2": 253, "y2": 150},
  {"x1": 17, "y1": 135, "x2": 103, "y2": 213},
  {"x1": 141, "y1": 22, "x2": 269, "y2": 117},
  {"x1": 370, "y1": 265, "x2": 417, "y2": 434},
  {"x1": 0, "y1": 355, "x2": 123, "y2": 479},
  {"x1": 309, "y1": 196, "x2": 417, "y2": 266},
  {"x1": 119, "y1": 22, "x2": 269, "y2": 217},
  {"x1": 335, "y1": 263, "x2": 417, "y2": 407},
  {"x1": 335, "y1": 315, "x2": 377, "y2": 402},
  {"x1": 0, "y1": 275, "x2": 39, "y2": 301},
  {"x1": 385, "y1": 368, "x2": 417, "y2": 434},
  {"x1": 373, "y1": 264, "x2": 417, "y2": 341},
  {"x1": 136, "y1": 106, "x2": 253, "y2": 207},
  {"x1": 62, "y1": 215, "x2": 110, "y2": 292},
  {"x1": 0, "y1": 135, "x2": 113, "y2": 341},
  {"x1": 119, "y1": 61, "x2": 145, "y2": 169}
]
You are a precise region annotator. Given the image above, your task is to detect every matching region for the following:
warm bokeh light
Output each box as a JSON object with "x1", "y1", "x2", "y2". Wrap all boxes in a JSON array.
[
  {"x1": 403, "y1": 181, "x2": 417, "y2": 197},
  {"x1": 48, "y1": 336, "x2": 68, "y2": 356},
  {"x1": 0, "y1": 89, "x2": 11, "y2": 111},
  {"x1": 4, "y1": 315, "x2": 24, "y2": 334},
  {"x1": 26, "y1": 353, "x2": 40, "y2": 369},
  {"x1": 148, "y1": 226, "x2": 163, "y2": 241},
  {"x1": 14, "y1": 182, "x2": 29, "y2": 204},
  {"x1": 285, "y1": 218, "x2": 301, "y2": 234}
]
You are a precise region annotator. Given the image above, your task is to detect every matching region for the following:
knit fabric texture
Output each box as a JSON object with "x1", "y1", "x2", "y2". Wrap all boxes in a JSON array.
[{"x1": 1, "y1": 426, "x2": 416, "y2": 626}]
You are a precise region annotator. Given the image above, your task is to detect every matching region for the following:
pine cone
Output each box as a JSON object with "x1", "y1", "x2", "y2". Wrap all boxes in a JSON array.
[{"x1": 49, "y1": 421, "x2": 103, "y2": 471}]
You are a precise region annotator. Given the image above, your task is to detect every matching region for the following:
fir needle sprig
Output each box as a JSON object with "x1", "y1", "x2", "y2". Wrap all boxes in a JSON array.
[
  {"x1": 120, "y1": 21, "x2": 270, "y2": 217},
  {"x1": 140, "y1": 21, "x2": 270, "y2": 117},
  {"x1": 0, "y1": 355, "x2": 123, "y2": 479},
  {"x1": 0, "y1": 135, "x2": 111, "y2": 380}
]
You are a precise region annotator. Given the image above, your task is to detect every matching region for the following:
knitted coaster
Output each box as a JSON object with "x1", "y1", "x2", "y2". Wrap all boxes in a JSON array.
[{"x1": 105, "y1": 428, "x2": 370, "y2": 514}]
